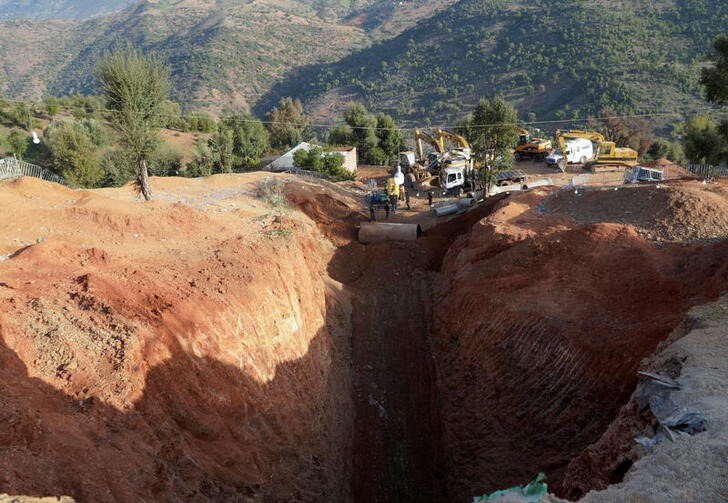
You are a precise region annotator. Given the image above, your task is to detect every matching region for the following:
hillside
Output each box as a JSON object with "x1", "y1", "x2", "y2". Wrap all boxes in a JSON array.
[
  {"x1": 259, "y1": 0, "x2": 728, "y2": 126},
  {"x1": 0, "y1": 0, "x2": 454, "y2": 113},
  {"x1": 0, "y1": 0, "x2": 136, "y2": 20},
  {"x1": 0, "y1": 0, "x2": 725, "y2": 125}
]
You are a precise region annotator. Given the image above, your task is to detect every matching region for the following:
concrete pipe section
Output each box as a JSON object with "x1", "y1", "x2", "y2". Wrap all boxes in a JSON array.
[{"x1": 358, "y1": 222, "x2": 422, "y2": 244}]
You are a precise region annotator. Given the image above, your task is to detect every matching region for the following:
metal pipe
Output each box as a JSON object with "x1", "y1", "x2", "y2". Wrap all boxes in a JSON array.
[
  {"x1": 525, "y1": 178, "x2": 553, "y2": 189},
  {"x1": 433, "y1": 203, "x2": 460, "y2": 217},
  {"x1": 358, "y1": 222, "x2": 422, "y2": 244}
]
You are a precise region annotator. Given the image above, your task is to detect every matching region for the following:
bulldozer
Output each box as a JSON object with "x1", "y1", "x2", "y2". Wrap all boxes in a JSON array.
[
  {"x1": 514, "y1": 127, "x2": 553, "y2": 161},
  {"x1": 554, "y1": 130, "x2": 638, "y2": 173}
]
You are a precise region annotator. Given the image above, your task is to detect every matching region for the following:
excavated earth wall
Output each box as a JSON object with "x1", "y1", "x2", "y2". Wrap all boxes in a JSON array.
[
  {"x1": 0, "y1": 176, "x2": 354, "y2": 502},
  {"x1": 1, "y1": 176, "x2": 726, "y2": 503},
  {"x1": 430, "y1": 190, "x2": 728, "y2": 500}
]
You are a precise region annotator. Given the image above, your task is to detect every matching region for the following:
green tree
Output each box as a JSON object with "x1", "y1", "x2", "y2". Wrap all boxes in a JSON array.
[
  {"x1": 221, "y1": 114, "x2": 269, "y2": 169},
  {"x1": 8, "y1": 102, "x2": 33, "y2": 130},
  {"x1": 75, "y1": 118, "x2": 109, "y2": 148},
  {"x1": 701, "y1": 36, "x2": 728, "y2": 105},
  {"x1": 7, "y1": 129, "x2": 28, "y2": 159},
  {"x1": 329, "y1": 103, "x2": 385, "y2": 164},
  {"x1": 149, "y1": 145, "x2": 183, "y2": 176},
  {"x1": 266, "y1": 97, "x2": 312, "y2": 149},
  {"x1": 186, "y1": 112, "x2": 216, "y2": 133},
  {"x1": 186, "y1": 140, "x2": 215, "y2": 177},
  {"x1": 469, "y1": 96, "x2": 518, "y2": 169},
  {"x1": 209, "y1": 125, "x2": 235, "y2": 173},
  {"x1": 99, "y1": 148, "x2": 135, "y2": 187},
  {"x1": 293, "y1": 145, "x2": 352, "y2": 179},
  {"x1": 159, "y1": 100, "x2": 183, "y2": 129},
  {"x1": 97, "y1": 46, "x2": 170, "y2": 200},
  {"x1": 684, "y1": 38, "x2": 728, "y2": 166},
  {"x1": 45, "y1": 121, "x2": 103, "y2": 187},
  {"x1": 683, "y1": 115, "x2": 725, "y2": 165},
  {"x1": 43, "y1": 96, "x2": 60, "y2": 118},
  {"x1": 328, "y1": 125, "x2": 354, "y2": 146},
  {"x1": 647, "y1": 138, "x2": 672, "y2": 160},
  {"x1": 374, "y1": 113, "x2": 403, "y2": 165}
]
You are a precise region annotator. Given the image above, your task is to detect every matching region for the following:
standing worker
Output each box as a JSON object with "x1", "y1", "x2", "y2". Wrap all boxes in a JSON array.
[{"x1": 386, "y1": 176, "x2": 399, "y2": 214}]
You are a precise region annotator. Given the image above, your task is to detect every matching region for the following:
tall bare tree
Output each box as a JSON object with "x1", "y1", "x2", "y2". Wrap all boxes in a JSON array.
[{"x1": 97, "y1": 46, "x2": 170, "y2": 200}]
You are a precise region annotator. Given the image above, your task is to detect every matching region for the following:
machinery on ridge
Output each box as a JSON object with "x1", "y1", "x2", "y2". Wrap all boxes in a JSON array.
[
  {"x1": 399, "y1": 128, "x2": 477, "y2": 195},
  {"x1": 514, "y1": 126, "x2": 553, "y2": 161},
  {"x1": 554, "y1": 130, "x2": 638, "y2": 172}
]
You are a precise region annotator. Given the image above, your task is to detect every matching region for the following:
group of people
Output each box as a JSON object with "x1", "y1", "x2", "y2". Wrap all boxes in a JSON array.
[{"x1": 368, "y1": 165, "x2": 412, "y2": 221}]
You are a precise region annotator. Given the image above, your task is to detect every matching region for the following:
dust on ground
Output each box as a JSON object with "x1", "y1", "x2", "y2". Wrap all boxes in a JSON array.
[{"x1": 543, "y1": 179, "x2": 728, "y2": 242}]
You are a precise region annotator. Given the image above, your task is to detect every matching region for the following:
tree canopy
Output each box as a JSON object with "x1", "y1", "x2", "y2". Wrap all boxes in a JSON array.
[
  {"x1": 266, "y1": 97, "x2": 312, "y2": 150},
  {"x1": 97, "y1": 45, "x2": 170, "y2": 200},
  {"x1": 467, "y1": 96, "x2": 518, "y2": 168},
  {"x1": 701, "y1": 36, "x2": 728, "y2": 105}
]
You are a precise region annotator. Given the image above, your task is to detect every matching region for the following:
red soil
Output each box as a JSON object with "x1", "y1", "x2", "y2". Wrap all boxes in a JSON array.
[
  {"x1": 431, "y1": 189, "x2": 728, "y2": 500},
  {"x1": 0, "y1": 175, "x2": 353, "y2": 502},
  {"x1": 1, "y1": 175, "x2": 726, "y2": 503}
]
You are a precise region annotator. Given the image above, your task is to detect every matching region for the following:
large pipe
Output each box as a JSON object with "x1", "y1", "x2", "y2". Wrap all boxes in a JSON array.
[
  {"x1": 358, "y1": 222, "x2": 422, "y2": 244},
  {"x1": 433, "y1": 203, "x2": 460, "y2": 217},
  {"x1": 524, "y1": 177, "x2": 553, "y2": 189}
]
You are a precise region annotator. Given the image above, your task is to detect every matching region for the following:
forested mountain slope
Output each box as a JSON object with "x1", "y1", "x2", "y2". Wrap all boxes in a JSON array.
[
  {"x1": 259, "y1": 0, "x2": 728, "y2": 125},
  {"x1": 0, "y1": 0, "x2": 725, "y2": 125},
  {"x1": 0, "y1": 0, "x2": 136, "y2": 20},
  {"x1": 0, "y1": 0, "x2": 453, "y2": 112}
]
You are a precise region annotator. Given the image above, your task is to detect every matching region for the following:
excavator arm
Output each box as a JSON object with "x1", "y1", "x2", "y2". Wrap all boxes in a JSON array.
[
  {"x1": 413, "y1": 128, "x2": 444, "y2": 160},
  {"x1": 554, "y1": 129, "x2": 637, "y2": 172},
  {"x1": 514, "y1": 126, "x2": 530, "y2": 145},
  {"x1": 554, "y1": 130, "x2": 606, "y2": 171},
  {"x1": 434, "y1": 128, "x2": 471, "y2": 150}
]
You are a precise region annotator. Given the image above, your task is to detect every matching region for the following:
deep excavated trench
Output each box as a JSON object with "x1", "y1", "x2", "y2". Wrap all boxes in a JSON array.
[
  {"x1": 2, "y1": 178, "x2": 727, "y2": 503},
  {"x1": 293, "y1": 187, "x2": 728, "y2": 503}
]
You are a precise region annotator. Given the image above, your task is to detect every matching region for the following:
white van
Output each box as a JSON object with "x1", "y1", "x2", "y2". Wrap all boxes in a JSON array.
[{"x1": 545, "y1": 138, "x2": 594, "y2": 167}]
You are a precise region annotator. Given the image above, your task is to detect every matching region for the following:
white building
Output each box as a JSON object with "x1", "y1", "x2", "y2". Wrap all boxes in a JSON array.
[{"x1": 265, "y1": 143, "x2": 358, "y2": 174}]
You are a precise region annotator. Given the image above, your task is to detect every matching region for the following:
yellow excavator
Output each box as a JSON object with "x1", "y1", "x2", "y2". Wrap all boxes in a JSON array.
[
  {"x1": 399, "y1": 128, "x2": 443, "y2": 185},
  {"x1": 554, "y1": 130, "x2": 638, "y2": 172},
  {"x1": 400, "y1": 128, "x2": 476, "y2": 193},
  {"x1": 435, "y1": 128, "x2": 471, "y2": 154},
  {"x1": 514, "y1": 126, "x2": 553, "y2": 161}
]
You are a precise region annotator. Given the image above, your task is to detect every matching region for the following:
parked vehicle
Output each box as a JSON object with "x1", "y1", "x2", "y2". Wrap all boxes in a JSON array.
[
  {"x1": 545, "y1": 137, "x2": 594, "y2": 168},
  {"x1": 554, "y1": 130, "x2": 637, "y2": 172},
  {"x1": 625, "y1": 166, "x2": 664, "y2": 183}
]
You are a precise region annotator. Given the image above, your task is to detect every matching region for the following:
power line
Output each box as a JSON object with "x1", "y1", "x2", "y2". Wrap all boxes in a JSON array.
[{"x1": 2, "y1": 95, "x2": 724, "y2": 132}]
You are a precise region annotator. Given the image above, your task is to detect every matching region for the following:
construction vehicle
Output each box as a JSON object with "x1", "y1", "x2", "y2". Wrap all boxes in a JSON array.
[
  {"x1": 624, "y1": 165, "x2": 664, "y2": 184},
  {"x1": 554, "y1": 130, "x2": 638, "y2": 173},
  {"x1": 435, "y1": 128, "x2": 472, "y2": 158},
  {"x1": 545, "y1": 138, "x2": 594, "y2": 168},
  {"x1": 439, "y1": 156, "x2": 479, "y2": 195},
  {"x1": 399, "y1": 128, "x2": 443, "y2": 185},
  {"x1": 514, "y1": 127, "x2": 553, "y2": 161},
  {"x1": 399, "y1": 127, "x2": 480, "y2": 195}
]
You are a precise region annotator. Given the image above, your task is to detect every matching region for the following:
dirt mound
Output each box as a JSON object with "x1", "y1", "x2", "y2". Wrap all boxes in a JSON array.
[
  {"x1": 432, "y1": 190, "x2": 728, "y2": 500},
  {"x1": 0, "y1": 174, "x2": 354, "y2": 502},
  {"x1": 544, "y1": 181, "x2": 728, "y2": 242}
]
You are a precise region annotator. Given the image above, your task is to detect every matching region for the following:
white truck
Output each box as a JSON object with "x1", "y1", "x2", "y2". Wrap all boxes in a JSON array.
[
  {"x1": 545, "y1": 138, "x2": 594, "y2": 168},
  {"x1": 439, "y1": 156, "x2": 478, "y2": 195}
]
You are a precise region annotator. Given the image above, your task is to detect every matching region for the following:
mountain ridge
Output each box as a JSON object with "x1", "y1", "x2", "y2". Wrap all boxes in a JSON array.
[{"x1": 0, "y1": 0, "x2": 725, "y2": 127}]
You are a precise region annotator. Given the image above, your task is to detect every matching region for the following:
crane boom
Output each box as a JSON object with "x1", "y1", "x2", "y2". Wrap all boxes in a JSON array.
[
  {"x1": 434, "y1": 128, "x2": 471, "y2": 150},
  {"x1": 413, "y1": 128, "x2": 444, "y2": 160}
]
